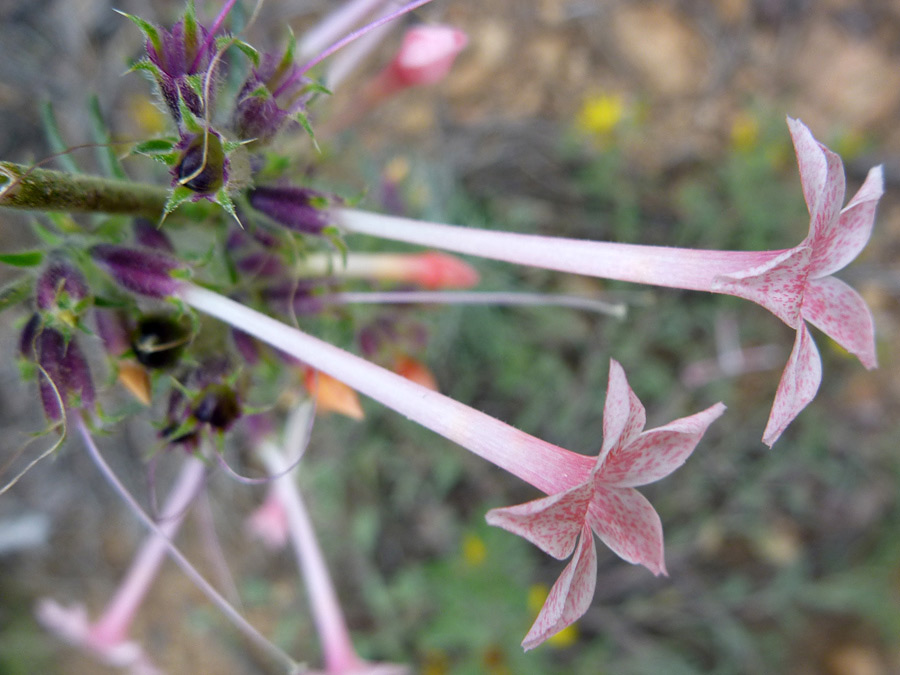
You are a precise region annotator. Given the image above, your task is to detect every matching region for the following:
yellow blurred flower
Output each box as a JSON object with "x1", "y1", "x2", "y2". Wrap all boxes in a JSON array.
[
  {"x1": 576, "y1": 94, "x2": 625, "y2": 137},
  {"x1": 461, "y1": 532, "x2": 487, "y2": 566},
  {"x1": 730, "y1": 112, "x2": 759, "y2": 152}
]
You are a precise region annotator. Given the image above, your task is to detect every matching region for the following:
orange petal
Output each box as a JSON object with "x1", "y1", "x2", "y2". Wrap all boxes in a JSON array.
[
  {"x1": 117, "y1": 361, "x2": 152, "y2": 405},
  {"x1": 303, "y1": 369, "x2": 365, "y2": 420},
  {"x1": 394, "y1": 355, "x2": 439, "y2": 391}
]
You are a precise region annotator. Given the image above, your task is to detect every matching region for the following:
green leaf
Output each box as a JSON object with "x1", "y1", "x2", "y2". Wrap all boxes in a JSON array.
[
  {"x1": 279, "y1": 27, "x2": 297, "y2": 70},
  {"x1": 133, "y1": 138, "x2": 177, "y2": 154},
  {"x1": 29, "y1": 220, "x2": 63, "y2": 247},
  {"x1": 127, "y1": 58, "x2": 163, "y2": 80},
  {"x1": 0, "y1": 251, "x2": 44, "y2": 267},
  {"x1": 88, "y1": 95, "x2": 127, "y2": 180},
  {"x1": 39, "y1": 102, "x2": 80, "y2": 174},
  {"x1": 214, "y1": 188, "x2": 241, "y2": 226},
  {"x1": 302, "y1": 81, "x2": 332, "y2": 97},
  {"x1": 0, "y1": 277, "x2": 33, "y2": 313},
  {"x1": 178, "y1": 98, "x2": 203, "y2": 134},
  {"x1": 114, "y1": 10, "x2": 162, "y2": 56}
]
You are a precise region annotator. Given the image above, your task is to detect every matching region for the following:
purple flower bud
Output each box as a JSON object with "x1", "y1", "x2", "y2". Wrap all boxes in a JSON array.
[
  {"x1": 192, "y1": 384, "x2": 241, "y2": 430},
  {"x1": 174, "y1": 131, "x2": 228, "y2": 195},
  {"x1": 19, "y1": 313, "x2": 41, "y2": 358},
  {"x1": 33, "y1": 328, "x2": 95, "y2": 421},
  {"x1": 94, "y1": 308, "x2": 131, "y2": 357},
  {"x1": 133, "y1": 219, "x2": 175, "y2": 253},
  {"x1": 35, "y1": 262, "x2": 88, "y2": 311},
  {"x1": 91, "y1": 244, "x2": 183, "y2": 298},
  {"x1": 232, "y1": 52, "x2": 310, "y2": 145},
  {"x1": 248, "y1": 186, "x2": 330, "y2": 234},
  {"x1": 145, "y1": 19, "x2": 218, "y2": 120}
]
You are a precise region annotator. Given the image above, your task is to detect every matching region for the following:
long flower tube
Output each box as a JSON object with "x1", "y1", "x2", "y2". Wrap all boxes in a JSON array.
[
  {"x1": 334, "y1": 119, "x2": 883, "y2": 445},
  {"x1": 37, "y1": 455, "x2": 206, "y2": 674},
  {"x1": 256, "y1": 404, "x2": 407, "y2": 674},
  {"x1": 181, "y1": 285, "x2": 724, "y2": 648}
]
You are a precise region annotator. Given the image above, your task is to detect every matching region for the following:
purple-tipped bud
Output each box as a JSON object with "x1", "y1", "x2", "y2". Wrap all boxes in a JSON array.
[
  {"x1": 33, "y1": 328, "x2": 95, "y2": 421},
  {"x1": 248, "y1": 186, "x2": 330, "y2": 234},
  {"x1": 35, "y1": 262, "x2": 88, "y2": 311},
  {"x1": 174, "y1": 131, "x2": 228, "y2": 195},
  {"x1": 145, "y1": 19, "x2": 218, "y2": 120},
  {"x1": 232, "y1": 52, "x2": 311, "y2": 145},
  {"x1": 133, "y1": 219, "x2": 175, "y2": 253},
  {"x1": 94, "y1": 308, "x2": 131, "y2": 357},
  {"x1": 91, "y1": 244, "x2": 184, "y2": 298}
]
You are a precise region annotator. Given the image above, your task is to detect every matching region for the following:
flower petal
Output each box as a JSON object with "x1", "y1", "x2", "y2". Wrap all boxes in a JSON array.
[
  {"x1": 787, "y1": 117, "x2": 846, "y2": 235},
  {"x1": 486, "y1": 482, "x2": 593, "y2": 560},
  {"x1": 712, "y1": 245, "x2": 812, "y2": 327},
  {"x1": 809, "y1": 165, "x2": 883, "y2": 278},
  {"x1": 598, "y1": 359, "x2": 646, "y2": 465},
  {"x1": 521, "y1": 524, "x2": 597, "y2": 651},
  {"x1": 762, "y1": 323, "x2": 822, "y2": 447},
  {"x1": 598, "y1": 402, "x2": 726, "y2": 487},
  {"x1": 803, "y1": 276, "x2": 877, "y2": 369},
  {"x1": 586, "y1": 486, "x2": 666, "y2": 575}
]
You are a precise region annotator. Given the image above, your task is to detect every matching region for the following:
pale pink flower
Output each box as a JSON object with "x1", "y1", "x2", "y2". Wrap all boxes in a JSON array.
[
  {"x1": 486, "y1": 360, "x2": 725, "y2": 649},
  {"x1": 246, "y1": 489, "x2": 290, "y2": 550},
  {"x1": 335, "y1": 118, "x2": 883, "y2": 446},
  {"x1": 711, "y1": 118, "x2": 882, "y2": 444}
]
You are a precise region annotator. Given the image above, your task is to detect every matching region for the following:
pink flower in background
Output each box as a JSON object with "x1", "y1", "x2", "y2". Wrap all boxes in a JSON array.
[
  {"x1": 486, "y1": 361, "x2": 725, "y2": 649},
  {"x1": 712, "y1": 118, "x2": 882, "y2": 445},
  {"x1": 382, "y1": 25, "x2": 468, "y2": 89}
]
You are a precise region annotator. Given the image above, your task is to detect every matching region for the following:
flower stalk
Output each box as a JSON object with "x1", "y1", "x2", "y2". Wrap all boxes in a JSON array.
[{"x1": 0, "y1": 162, "x2": 168, "y2": 218}]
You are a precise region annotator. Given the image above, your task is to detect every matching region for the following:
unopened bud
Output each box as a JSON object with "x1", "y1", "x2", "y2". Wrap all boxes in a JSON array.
[{"x1": 91, "y1": 244, "x2": 183, "y2": 298}]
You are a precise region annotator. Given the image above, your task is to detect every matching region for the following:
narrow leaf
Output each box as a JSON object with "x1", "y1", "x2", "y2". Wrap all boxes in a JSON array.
[
  {"x1": 40, "y1": 102, "x2": 80, "y2": 174},
  {"x1": 114, "y1": 10, "x2": 162, "y2": 56},
  {"x1": 0, "y1": 251, "x2": 45, "y2": 267},
  {"x1": 88, "y1": 95, "x2": 127, "y2": 179},
  {"x1": 0, "y1": 277, "x2": 32, "y2": 313}
]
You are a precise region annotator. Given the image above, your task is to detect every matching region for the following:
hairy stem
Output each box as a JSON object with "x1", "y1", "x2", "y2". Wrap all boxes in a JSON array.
[{"x1": 0, "y1": 162, "x2": 168, "y2": 218}]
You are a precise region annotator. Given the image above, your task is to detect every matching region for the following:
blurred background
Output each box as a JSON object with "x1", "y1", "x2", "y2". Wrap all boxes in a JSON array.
[{"x1": 1, "y1": 1, "x2": 898, "y2": 673}]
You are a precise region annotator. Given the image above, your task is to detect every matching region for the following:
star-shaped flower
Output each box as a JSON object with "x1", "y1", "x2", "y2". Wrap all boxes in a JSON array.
[
  {"x1": 486, "y1": 360, "x2": 725, "y2": 649},
  {"x1": 712, "y1": 118, "x2": 883, "y2": 445}
]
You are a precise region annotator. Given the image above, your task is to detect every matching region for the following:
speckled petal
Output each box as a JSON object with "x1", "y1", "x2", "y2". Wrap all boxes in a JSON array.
[
  {"x1": 712, "y1": 245, "x2": 811, "y2": 328},
  {"x1": 788, "y1": 117, "x2": 846, "y2": 236},
  {"x1": 762, "y1": 323, "x2": 822, "y2": 447},
  {"x1": 598, "y1": 402, "x2": 726, "y2": 488},
  {"x1": 486, "y1": 482, "x2": 593, "y2": 560},
  {"x1": 810, "y1": 165, "x2": 883, "y2": 278},
  {"x1": 586, "y1": 486, "x2": 666, "y2": 575},
  {"x1": 803, "y1": 276, "x2": 877, "y2": 369},
  {"x1": 597, "y1": 359, "x2": 646, "y2": 465},
  {"x1": 521, "y1": 524, "x2": 597, "y2": 651}
]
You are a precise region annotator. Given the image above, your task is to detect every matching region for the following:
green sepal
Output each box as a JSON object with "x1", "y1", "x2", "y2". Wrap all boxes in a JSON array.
[
  {"x1": 322, "y1": 225, "x2": 348, "y2": 267},
  {"x1": 226, "y1": 37, "x2": 260, "y2": 68},
  {"x1": 88, "y1": 95, "x2": 127, "y2": 180},
  {"x1": 214, "y1": 188, "x2": 241, "y2": 226},
  {"x1": 302, "y1": 81, "x2": 332, "y2": 98},
  {"x1": 133, "y1": 138, "x2": 177, "y2": 154},
  {"x1": 114, "y1": 10, "x2": 163, "y2": 57},
  {"x1": 279, "y1": 27, "x2": 297, "y2": 71},
  {"x1": 247, "y1": 84, "x2": 272, "y2": 100},
  {"x1": 292, "y1": 111, "x2": 319, "y2": 152},
  {"x1": 39, "y1": 102, "x2": 80, "y2": 174},
  {"x1": 0, "y1": 250, "x2": 44, "y2": 268},
  {"x1": 162, "y1": 185, "x2": 196, "y2": 221},
  {"x1": 182, "y1": 0, "x2": 199, "y2": 64},
  {"x1": 0, "y1": 277, "x2": 33, "y2": 314},
  {"x1": 127, "y1": 58, "x2": 163, "y2": 80},
  {"x1": 178, "y1": 98, "x2": 204, "y2": 134}
]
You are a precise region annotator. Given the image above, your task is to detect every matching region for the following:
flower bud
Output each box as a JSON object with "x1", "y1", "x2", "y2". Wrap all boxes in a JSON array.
[
  {"x1": 191, "y1": 384, "x2": 242, "y2": 430},
  {"x1": 91, "y1": 244, "x2": 183, "y2": 298},
  {"x1": 232, "y1": 50, "x2": 310, "y2": 145},
  {"x1": 174, "y1": 131, "x2": 227, "y2": 195},
  {"x1": 133, "y1": 219, "x2": 175, "y2": 253},
  {"x1": 35, "y1": 262, "x2": 88, "y2": 311},
  {"x1": 248, "y1": 186, "x2": 330, "y2": 234},
  {"x1": 131, "y1": 314, "x2": 191, "y2": 369},
  {"x1": 32, "y1": 328, "x2": 95, "y2": 421},
  {"x1": 386, "y1": 25, "x2": 468, "y2": 89}
]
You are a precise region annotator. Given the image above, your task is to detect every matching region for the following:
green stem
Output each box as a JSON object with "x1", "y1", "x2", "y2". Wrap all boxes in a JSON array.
[{"x1": 0, "y1": 162, "x2": 169, "y2": 219}]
